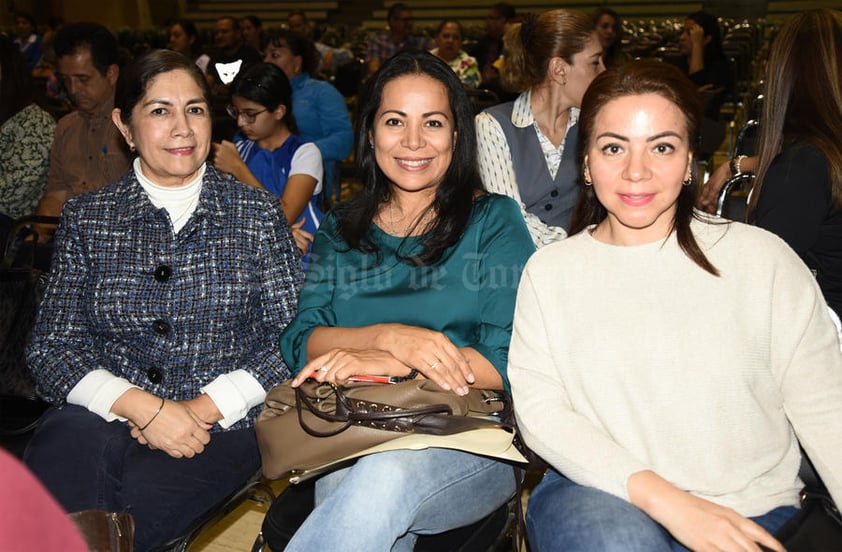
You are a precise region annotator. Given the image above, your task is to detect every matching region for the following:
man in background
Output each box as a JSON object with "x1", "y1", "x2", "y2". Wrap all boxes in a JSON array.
[
  {"x1": 288, "y1": 10, "x2": 352, "y2": 76},
  {"x1": 206, "y1": 15, "x2": 261, "y2": 94},
  {"x1": 365, "y1": 3, "x2": 431, "y2": 76},
  {"x1": 33, "y1": 22, "x2": 130, "y2": 229},
  {"x1": 469, "y1": 3, "x2": 517, "y2": 101}
]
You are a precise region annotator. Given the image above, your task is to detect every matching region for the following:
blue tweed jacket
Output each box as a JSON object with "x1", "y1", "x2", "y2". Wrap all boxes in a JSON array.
[{"x1": 27, "y1": 164, "x2": 303, "y2": 429}]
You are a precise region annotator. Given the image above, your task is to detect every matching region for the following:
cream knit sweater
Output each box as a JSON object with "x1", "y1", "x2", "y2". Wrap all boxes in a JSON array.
[{"x1": 509, "y1": 216, "x2": 842, "y2": 516}]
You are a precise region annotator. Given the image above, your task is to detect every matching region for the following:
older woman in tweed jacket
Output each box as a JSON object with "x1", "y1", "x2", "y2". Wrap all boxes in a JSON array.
[{"x1": 24, "y1": 49, "x2": 303, "y2": 552}]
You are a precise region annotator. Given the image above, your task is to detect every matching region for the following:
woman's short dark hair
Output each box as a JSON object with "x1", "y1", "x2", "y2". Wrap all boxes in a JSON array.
[
  {"x1": 569, "y1": 59, "x2": 719, "y2": 276},
  {"x1": 114, "y1": 49, "x2": 210, "y2": 126},
  {"x1": 0, "y1": 35, "x2": 34, "y2": 126},
  {"x1": 435, "y1": 18, "x2": 464, "y2": 38},
  {"x1": 230, "y1": 62, "x2": 298, "y2": 134},
  {"x1": 169, "y1": 18, "x2": 203, "y2": 60},
  {"x1": 337, "y1": 50, "x2": 481, "y2": 266},
  {"x1": 265, "y1": 29, "x2": 320, "y2": 76},
  {"x1": 14, "y1": 12, "x2": 37, "y2": 30}
]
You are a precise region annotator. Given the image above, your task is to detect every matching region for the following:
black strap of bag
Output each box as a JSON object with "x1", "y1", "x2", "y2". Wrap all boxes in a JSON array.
[
  {"x1": 294, "y1": 381, "x2": 508, "y2": 438},
  {"x1": 295, "y1": 383, "x2": 455, "y2": 437},
  {"x1": 770, "y1": 448, "x2": 842, "y2": 551}
]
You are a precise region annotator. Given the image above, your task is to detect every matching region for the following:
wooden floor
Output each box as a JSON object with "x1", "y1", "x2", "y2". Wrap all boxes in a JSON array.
[{"x1": 189, "y1": 479, "x2": 286, "y2": 552}]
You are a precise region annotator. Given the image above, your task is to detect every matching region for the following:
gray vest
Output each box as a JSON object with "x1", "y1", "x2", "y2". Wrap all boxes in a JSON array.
[{"x1": 485, "y1": 102, "x2": 580, "y2": 231}]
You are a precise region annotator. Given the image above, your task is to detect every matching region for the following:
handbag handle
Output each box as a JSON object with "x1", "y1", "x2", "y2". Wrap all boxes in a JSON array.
[{"x1": 295, "y1": 381, "x2": 455, "y2": 438}]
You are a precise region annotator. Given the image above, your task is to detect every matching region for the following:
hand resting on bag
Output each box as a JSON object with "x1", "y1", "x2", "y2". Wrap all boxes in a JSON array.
[{"x1": 302, "y1": 323, "x2": 498, "y2": 395}]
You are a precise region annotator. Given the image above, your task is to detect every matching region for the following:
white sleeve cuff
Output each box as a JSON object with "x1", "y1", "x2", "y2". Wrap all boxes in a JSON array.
[
  {"x1": 66, "y1": 370, "x2": 139, "y2": 422},
  {"x1": 200, "y1": 369, "x2": 267, "y2": 429}
]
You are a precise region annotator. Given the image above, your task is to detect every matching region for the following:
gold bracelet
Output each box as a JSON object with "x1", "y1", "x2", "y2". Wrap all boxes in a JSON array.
[{"x1": 138, "y1": 397, "x2": 165, "y2": 431}]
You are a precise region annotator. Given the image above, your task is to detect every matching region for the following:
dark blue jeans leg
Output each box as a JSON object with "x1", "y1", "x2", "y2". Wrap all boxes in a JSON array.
[
  {"x1": 527, "y1": 470, "x2": 674, "y2": 552},
  {"x1": 527, "y1": 470, "x2": 799, "y2": 552},
  {"x1": 24, "y1": 405, "x2": 260, "y2": 552},
  {"x1": 24, "y1": 405, "x2": 130, "y2": 513},
  {"x1": 121, "y1": 425, "x2": 260, "y2": 551}
]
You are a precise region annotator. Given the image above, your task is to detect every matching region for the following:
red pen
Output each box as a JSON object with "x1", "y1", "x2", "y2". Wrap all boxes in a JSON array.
[
  {"x1": 346, "y1": 375, "x2": 399, "y2": 384},
  {"x1": 307, "y1": 372, "x2": 399, "y2": 384}
]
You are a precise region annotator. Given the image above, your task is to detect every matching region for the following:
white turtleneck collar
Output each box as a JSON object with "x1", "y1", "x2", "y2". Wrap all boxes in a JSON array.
[{"x1": 135, "y1": 158, "x2": 205, "y2": 234}]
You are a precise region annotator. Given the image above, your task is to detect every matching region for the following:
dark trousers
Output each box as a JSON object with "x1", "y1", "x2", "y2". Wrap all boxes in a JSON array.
[{"x1": 24, "y1": 405, "x2": 260, "y2": 552}]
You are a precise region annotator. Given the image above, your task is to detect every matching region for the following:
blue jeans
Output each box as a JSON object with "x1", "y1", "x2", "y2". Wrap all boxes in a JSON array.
[
  {"x1": 24, "y1": 405, "x2": 260, "y2": 552},
  {"x1": 527, "y1": 470, "x2": 798, "y2": 552},
  {"x1": 284, "y1": 448, "x2": 517, "y2": 551}
]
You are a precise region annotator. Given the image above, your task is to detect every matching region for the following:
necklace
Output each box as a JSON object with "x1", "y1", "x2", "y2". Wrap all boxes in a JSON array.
[
  {"x1": 387, "y1": 201, "x2": 413, "y2": 236},
  {"x1": 380, "y1": 201, "x2": 432, "y2": 237}
]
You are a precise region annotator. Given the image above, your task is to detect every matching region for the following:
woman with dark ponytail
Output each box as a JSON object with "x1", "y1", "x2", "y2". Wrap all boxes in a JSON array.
[{"x1": 476, "y1": 9, "x2": 604, "y2": 247}]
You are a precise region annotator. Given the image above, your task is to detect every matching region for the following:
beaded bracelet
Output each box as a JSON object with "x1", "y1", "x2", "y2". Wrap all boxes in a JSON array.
[
  {"x1": 730, "y1": 154, "x2": 748, "y2": 176},
  {"x1": 138, "y1": 397, "x2": 165, "y2": 431},
  {"x1": 394, "y1": 369, "x2": 419, "y2": 382}
]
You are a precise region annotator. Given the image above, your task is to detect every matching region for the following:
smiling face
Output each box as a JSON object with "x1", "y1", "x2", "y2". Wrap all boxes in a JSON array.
[
  {"x1": 562, "y1": 34, "x2": 605, "y2": 108},
  {"x1": 113, "y1": 69, "x2": 212, "y2": 187},
  {"x1": 370, "y1": 74, "x2": 455, "y2": 198},
  {"x1": 584, "y1": 93, "x2": 692, "y2": 245}
]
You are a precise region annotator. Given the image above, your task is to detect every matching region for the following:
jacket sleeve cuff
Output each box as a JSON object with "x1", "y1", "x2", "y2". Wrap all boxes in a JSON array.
[
  {"x1": 200, "y1": 369, "x2": 267, "y2": 428},
  {"x1": 66, "y1": 369, "x2": 139, "y2": 422}
]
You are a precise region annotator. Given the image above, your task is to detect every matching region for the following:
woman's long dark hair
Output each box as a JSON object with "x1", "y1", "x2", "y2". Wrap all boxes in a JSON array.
[
  {"x1": 230, "y1": 62, "x2": 298, "y2": 134},
  {"x1": 335, "y1": 50, "x2": 481, "y2": 266},
  {"x1": 569, "y1": 59, "x2": 719, "y2": 276},
  {"x1": 749, "y1": 9, "x2": 842, "y2": 216}
]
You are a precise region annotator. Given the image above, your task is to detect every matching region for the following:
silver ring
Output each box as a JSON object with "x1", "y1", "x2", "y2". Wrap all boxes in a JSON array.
[
  {"x1": 429, "y1": 362, "x2": 439, "y2": 370},
  {"x1": 318, "y1": 365, "x2": 329, "y2": 373}
]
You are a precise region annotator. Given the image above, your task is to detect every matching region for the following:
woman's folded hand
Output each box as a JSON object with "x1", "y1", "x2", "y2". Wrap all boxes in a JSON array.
[
  {"x1": 374, "y1": 323, "x2": 475, "y2": 394},
  {"x1": 129, "y1": 400, "x2": 212, "y2": 459}
]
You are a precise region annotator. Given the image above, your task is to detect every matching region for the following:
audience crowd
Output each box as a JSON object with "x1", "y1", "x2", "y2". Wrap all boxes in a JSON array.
[{"x1": 2, "y1": 4, "x2": 840, "y2": 551}]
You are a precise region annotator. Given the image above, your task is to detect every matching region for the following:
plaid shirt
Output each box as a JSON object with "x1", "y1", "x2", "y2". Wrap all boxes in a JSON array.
[
  {"x1": 366, "y1": 32, "x2": 432, "y2": 65},
  {"x1": 27, "y1": 165, "x2": 303, "y2": 429}
]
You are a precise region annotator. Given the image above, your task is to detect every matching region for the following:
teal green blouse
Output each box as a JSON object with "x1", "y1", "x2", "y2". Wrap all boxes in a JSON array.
[{"x1": 279, "y1": 193, "x2": 535, "y2": 387}]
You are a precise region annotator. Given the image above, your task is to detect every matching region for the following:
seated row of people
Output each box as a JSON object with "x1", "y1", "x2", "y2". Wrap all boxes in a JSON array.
[
  {"x1": 4, "y1": 21, "x2": 349, "y2": 270},
  {"x1": 11, "y1": 8, "x2": 842, "y2": 552}
]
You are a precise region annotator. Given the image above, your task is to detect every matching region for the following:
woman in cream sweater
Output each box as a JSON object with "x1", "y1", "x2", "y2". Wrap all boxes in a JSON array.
[{"x1": 509, "y1": 60, "x2": 842, "y2": 552}]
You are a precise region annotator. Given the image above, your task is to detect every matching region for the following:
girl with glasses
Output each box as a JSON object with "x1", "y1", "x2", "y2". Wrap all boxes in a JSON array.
[{"x1": 212, "y1": 62, "x2": 324, "y2": 265}]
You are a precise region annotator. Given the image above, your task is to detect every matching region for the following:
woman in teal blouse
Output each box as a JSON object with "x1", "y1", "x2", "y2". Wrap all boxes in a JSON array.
[{"x1": 279, "y1": 51, "x2": 534, "y2": 550}]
